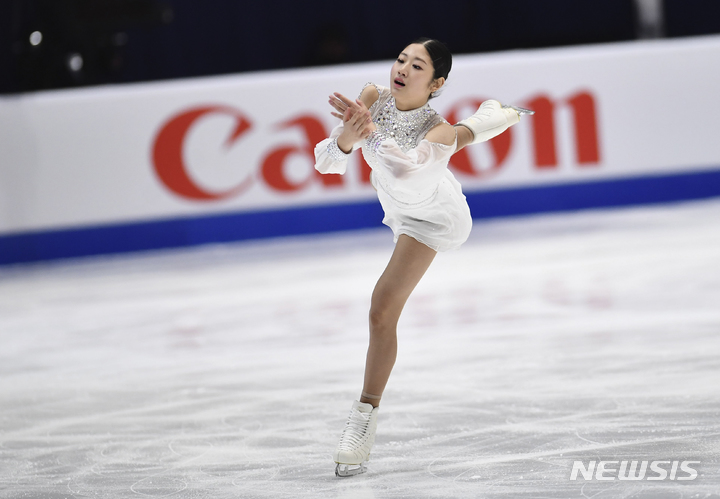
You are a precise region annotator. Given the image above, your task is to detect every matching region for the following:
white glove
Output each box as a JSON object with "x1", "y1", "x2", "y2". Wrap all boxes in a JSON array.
[{"x1": 457, "y1": 100, "x2": 520, "y2": 145}]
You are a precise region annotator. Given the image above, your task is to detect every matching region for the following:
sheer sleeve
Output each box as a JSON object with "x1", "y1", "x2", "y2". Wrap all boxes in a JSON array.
[
  {"x1": 314, "y1": 123, "x2": 349, "y2": 175},
  {"x1": 314, "y1": 122, "x2": 365, "y2": 175},
  {"x1": 365, "y1": 131, "x2": 456, "y2": 180}
]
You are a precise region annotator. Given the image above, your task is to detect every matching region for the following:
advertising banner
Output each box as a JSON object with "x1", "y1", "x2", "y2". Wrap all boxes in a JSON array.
[{"x1": 1, "y1": 36, "x2": 720, "y2": 263}]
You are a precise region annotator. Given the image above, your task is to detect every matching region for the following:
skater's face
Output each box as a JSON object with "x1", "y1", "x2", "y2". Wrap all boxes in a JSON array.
[{"x1": 391, "y1": 43, "x2": 444, "y2": 110}]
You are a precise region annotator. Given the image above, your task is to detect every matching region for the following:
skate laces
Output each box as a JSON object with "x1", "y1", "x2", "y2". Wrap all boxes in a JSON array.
[{"x1": 338, "y1": 408, "x2": 372, "y2": 450}]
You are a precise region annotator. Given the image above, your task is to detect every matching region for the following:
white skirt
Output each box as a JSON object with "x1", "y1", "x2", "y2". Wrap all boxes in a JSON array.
[{"x1": 375, "y1": 170, "x2": 473, "y2": 252}]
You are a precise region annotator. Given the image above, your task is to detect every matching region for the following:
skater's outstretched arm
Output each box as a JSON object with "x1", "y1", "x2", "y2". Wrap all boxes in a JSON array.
[{"x1": 454, "y1": 123, "x2": 475, "y2": 152}]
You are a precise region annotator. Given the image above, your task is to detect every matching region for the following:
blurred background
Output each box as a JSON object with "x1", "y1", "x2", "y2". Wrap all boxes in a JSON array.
[{"x1": 2, "y1": 0, "x2": 720, "y2": 94}]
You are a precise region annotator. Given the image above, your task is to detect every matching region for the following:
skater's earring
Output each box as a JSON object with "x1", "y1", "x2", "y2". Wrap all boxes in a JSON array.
[{"x1": 429, "y1": 77, "x2": 445, "y2": 98}]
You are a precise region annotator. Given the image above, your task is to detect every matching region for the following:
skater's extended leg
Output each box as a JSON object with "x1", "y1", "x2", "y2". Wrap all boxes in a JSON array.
[{"x1": 360, "y1": 234, "x2": 437, "y2": 406}]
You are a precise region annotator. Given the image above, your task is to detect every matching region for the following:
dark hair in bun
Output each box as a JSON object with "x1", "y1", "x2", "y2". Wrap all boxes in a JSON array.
[{"x1": 412, "y1": 37, "x2": 452, "y2": 82}]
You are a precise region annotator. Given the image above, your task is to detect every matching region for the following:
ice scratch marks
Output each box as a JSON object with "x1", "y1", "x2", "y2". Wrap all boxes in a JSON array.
[
  {"x1": 130, "y1": 476, "x2": 188, "y2": 497},
  {"x1": 417, "y1": 395, "x2": 720, "y2": 498}
]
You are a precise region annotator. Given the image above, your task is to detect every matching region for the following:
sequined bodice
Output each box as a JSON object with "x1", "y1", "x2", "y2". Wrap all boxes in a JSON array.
[
  {"x1": 367, "y1": 84, "x2": 446, "y2": 153},
  {"x1": 357, "y1": 83, "x2": 451, "y2": 208}
]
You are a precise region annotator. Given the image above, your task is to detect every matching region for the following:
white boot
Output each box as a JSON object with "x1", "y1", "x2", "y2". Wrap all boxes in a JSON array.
[
  {"x1": 457, "y1": 99, "x2": 522, "y2": 145},
  {"x1": 333, "y1": 400, "x2": 379, "y2": 477}
]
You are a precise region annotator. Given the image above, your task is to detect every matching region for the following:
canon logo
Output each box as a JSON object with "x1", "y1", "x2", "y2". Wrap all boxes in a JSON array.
[
  {"x1": 152, "y1": 106, "x2": 254, "y2": 201},
  {"x1": 151, "y1": 90, "x2": 601, "y2": 201},
  {"x1": 446, "y1": 90, "x2": 600, "y2": 177},
  {"x1": 570, "y1": 460, "x2": 700, "y2": 481}
]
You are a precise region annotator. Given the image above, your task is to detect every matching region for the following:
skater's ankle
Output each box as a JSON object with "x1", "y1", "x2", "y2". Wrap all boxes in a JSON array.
[{"x1": 360, "y1": 391, "x2": 381, "y2": 407}]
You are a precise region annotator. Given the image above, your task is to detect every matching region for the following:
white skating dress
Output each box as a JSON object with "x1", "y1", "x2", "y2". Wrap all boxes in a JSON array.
[{"x1": 314, "y1": 84, "x2": 472, "y2": 252}]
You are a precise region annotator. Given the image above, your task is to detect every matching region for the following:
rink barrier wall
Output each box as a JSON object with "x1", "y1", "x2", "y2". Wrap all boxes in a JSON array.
[
  {"x1": 3, "y1": 36, "x2": 720, "y2": 265},
  {"x1": 2, "y1": 167, "x2": 719, "y2": 265}
]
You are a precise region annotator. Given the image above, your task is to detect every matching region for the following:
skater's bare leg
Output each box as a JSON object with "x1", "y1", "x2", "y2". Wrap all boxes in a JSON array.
[{"x1": 360, "y1": 234, "x2": 437, "y2": 407}]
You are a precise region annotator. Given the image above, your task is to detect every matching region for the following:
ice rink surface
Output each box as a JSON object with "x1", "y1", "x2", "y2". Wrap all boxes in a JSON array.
[{"x1": 1, "y1": 199, "x2": 720, "y2": 499}]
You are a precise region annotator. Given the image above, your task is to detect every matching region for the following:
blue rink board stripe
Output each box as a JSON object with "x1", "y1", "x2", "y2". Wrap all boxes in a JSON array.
[{"x1": 1, "y1": 168, "x2": 720, "y2": 265}]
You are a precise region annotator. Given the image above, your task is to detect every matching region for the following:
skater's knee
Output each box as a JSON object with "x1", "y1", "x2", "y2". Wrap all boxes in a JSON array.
[{"x1": 368, "y1": 305, "x2": 399, "y2": 335}]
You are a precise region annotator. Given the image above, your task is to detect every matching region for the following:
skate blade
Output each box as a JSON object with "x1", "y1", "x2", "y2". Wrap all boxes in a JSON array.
[
  {"x1": 335, "y1": 462, "x2": 367, "y2": 477},
  {"x1": 502, "y1": 104, "x2": 535, "y2": 116}
]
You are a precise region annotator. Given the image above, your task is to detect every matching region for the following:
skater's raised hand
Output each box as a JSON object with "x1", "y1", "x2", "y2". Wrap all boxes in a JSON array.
[
  {"x1": 328, "y1": 94, "x2": 347, "y2": 120},
  {"x1": 331, "y1": 92, "x2": 375, "y2": 153},
  {"x1": 329, "y1": 92, "x2": 370, "y2": 120},
  {"x1": 336, "y1": 107, "x2": 374, "y2": 153}
]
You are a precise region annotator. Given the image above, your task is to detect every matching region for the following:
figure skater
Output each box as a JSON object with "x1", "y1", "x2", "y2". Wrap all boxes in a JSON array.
[{"x1": 313, "y1": 37, "x2": 532, "y2": 477}]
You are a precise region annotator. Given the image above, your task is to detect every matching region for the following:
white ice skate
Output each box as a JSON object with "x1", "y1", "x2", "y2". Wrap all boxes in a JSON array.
[
  {"x1": 457, "y1": 99, "x2": 532, "y2": 145},
  {"x1": 333, "y1": 400, "x2": 379, "y2": 477}
]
